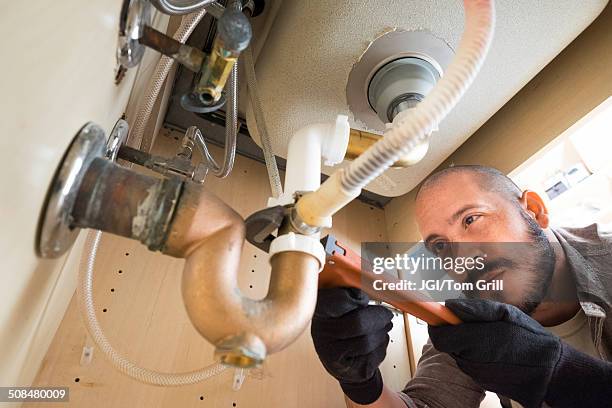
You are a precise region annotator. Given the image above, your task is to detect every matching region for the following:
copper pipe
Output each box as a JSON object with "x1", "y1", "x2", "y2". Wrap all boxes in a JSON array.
[
  {"x1": 72, "y1": 162, "x2": 320, "y2": 368},
  {"x1": 319, "y1": 236, "x2": 461, "y2": 326},
  {"x1": 72, "y1": 158, "x2": 182, "y2": 251},
  {"x1": 165, "y1": 183, "x2": 320, "y2": 367},
  {"x1": 319, "y1": 262, "x2": 462, "y2": 326},
  {"x1": 140, "y1": 25, "x2": 205, "y2": 73},
  {"x1": 346, "y1": 129, "x2": 416, "y2": 168}
]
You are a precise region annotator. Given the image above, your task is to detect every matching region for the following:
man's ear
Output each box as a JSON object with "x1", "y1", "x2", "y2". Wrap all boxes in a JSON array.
[{"x1": 519, "y1": 190, "x2": 549, "y2": 228}]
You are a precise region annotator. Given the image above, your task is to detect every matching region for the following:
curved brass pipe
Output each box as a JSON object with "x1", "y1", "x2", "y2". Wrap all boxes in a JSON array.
[
  {"x1": 164, "y1": 183, "x2": 321, "y2": 367},
  {"x1": 72, "y1": 160, "x2": 320, "y2": 368}
]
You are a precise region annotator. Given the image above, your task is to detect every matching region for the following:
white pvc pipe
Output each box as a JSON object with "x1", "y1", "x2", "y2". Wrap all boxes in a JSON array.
[
  {"x1": 284, "y1": 125, "x2": 324, "y2": 197},
  {"x1": 276, "y1": 116, "x2": 349, "y2": 206}
]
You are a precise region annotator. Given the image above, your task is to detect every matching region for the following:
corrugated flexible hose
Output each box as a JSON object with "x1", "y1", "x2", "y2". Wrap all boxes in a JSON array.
[{"x1": 340, "y1": 0, "x2": 495, "y2": 192}]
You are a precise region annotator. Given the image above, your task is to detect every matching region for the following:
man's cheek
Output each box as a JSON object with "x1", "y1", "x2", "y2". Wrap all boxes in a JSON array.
[{"x1": 498, "y1": 271, "x2": 530, "y2": 306}]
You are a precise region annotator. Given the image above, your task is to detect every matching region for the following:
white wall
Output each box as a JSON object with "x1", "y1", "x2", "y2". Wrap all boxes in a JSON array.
[{"x1": 0, "y1": 0, "x2": 167, "y2": 390}]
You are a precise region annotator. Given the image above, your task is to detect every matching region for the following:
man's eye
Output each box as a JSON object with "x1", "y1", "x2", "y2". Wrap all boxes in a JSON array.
[
  {"x1": 464, "y1": 214, "x2": 480, "y2": 227},
  {"x1": 432, "y1": 241, "x2": 448, "y2": 255}
]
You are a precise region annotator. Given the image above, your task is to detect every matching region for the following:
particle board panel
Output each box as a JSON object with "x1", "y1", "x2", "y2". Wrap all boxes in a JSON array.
[{"x1": 26, "y1": 130, "x2": 411, "y2": 407}]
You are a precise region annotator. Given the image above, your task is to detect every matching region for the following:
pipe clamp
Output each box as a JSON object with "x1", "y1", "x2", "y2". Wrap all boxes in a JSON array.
[{"x1": 269, "y1": 232, "x2": 326, "y2": 272}]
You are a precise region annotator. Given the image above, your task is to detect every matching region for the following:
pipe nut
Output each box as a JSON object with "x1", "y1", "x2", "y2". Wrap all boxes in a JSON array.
[{"x1": 214, "y1": 333, "x2": 267, "y2": 368}]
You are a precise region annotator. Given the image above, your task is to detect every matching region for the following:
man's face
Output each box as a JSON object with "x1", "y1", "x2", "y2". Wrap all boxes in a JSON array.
[{"x1": 415, "y1": 172, "x2": 555, "y2": 314}]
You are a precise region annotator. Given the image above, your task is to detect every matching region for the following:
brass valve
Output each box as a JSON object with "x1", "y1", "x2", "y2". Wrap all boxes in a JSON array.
[{"x1": 345, "y1": 128, "x2": 423, "y2": 168}]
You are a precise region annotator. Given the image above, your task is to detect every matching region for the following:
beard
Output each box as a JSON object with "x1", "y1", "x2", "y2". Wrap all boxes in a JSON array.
[
  {"x1": 463, "y1": 211, "x2": 556, "y2": 315},
  {"x1": 515, "y1": 212, "x2": 556, "y2": 314}
]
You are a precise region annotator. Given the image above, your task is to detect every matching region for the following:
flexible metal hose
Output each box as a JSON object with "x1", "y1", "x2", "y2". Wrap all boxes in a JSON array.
[
  {"x1": 219, "y1": 62, "x2": 238, "y2": 178},
  {"x1": 130, "y1": 9, "x2": 207, "y2": 153},
  {"x1": 189, "y1": 61, "x2": 238, "y2": 178},
  {"x1": 77, "y1": 230, "x2": 228, "y2": 386},
  {"x1": 340, "y1": 0, "x2": 495, "y2": 191},
  {"x1": 150, "y1": 0, "x2": 217, "y2": 15},
  {"x1": 243, "y1": 45, "x2": 283, "y2": 197}
]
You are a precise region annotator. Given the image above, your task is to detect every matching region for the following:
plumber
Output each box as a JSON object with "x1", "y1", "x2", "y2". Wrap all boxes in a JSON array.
[{"x1": 311, "y1": 165, "x2": 612, "y2": 408}]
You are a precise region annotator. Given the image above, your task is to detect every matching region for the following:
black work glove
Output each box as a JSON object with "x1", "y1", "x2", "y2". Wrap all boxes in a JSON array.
[
  {"x1": 311, "y1": 287, "x2": 393, "y2": 405},
  {"x1": 429, "y1": 299, "x2": 612, "y2": 408}
]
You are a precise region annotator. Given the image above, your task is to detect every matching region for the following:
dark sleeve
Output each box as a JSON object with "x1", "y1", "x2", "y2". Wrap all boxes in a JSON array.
[
  {"x1": 545, "y1": 342, "x2": 612, "y2": 408},
  {"x1": 400, "y1": 340, "x2": 485, "y2": 408}
]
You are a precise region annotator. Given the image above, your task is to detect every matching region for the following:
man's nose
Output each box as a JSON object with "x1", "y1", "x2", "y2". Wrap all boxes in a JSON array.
[{"x1": 452, "y1": 242, "x2": 486, "y2": 260}]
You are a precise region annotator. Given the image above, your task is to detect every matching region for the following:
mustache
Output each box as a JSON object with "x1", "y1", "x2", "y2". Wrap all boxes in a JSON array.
[{"x1": 465, "y1": 258, "x2": 514, "y2": 285}]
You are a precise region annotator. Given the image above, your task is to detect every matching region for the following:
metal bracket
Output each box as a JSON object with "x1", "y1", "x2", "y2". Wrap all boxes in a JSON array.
[
  {"x1": 320, "y1": 234, "x2": 346, "y2": 258},
  {"x1": 232, "y1": 368, "x2": 246, "y2": 391},
  {"x1": 36, "y1": 120, "x2": 128, "y2": 258}
]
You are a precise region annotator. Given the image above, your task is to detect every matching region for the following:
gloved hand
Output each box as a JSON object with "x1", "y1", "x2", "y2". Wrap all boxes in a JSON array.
[
  {"x1": 311, "y1": 287, "x2": 393, "y2": 405},
  {"x1": 428, "y1": 298, "x2": 612, "y2": 408}
]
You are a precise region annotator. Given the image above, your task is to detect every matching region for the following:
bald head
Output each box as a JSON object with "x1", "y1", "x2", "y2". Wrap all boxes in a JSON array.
[{"x1": 417, "y1": 165, "x2": 522, "y2": 204}]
